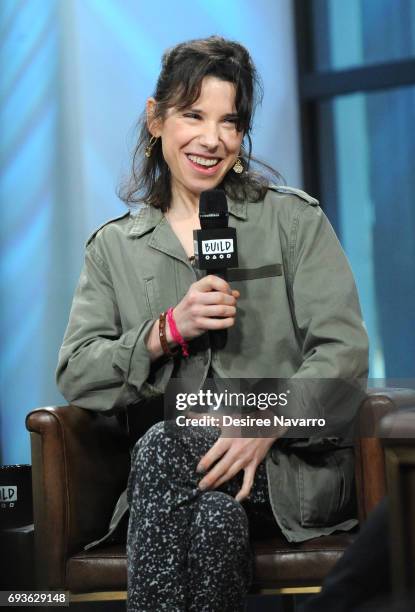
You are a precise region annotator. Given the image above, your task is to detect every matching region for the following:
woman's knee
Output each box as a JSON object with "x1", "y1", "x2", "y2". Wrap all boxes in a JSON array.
[
  {"x1": 130, "y1": 421, "x2": 219, "y2": 473},
  {"x1": 193, "y1": 491, "x2": 250, "y2": 548},
  {"x1": 129, "y1": 420, "x2": 194, "y2": 481}
]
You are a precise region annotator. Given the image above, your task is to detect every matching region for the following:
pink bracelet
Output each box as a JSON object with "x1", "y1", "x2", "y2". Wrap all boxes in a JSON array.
[{"x1": 166, "y1": 307, "x2": 189, "y2": 358}]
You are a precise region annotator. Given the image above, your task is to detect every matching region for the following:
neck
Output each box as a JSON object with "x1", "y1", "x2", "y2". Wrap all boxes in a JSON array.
[{"x1": 168, "y1": 183, "x2": 200, "y2": 219}]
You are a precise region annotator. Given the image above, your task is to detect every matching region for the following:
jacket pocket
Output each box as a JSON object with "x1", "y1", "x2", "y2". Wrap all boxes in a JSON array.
[
  {"x1": 227, "y1": 263, "x2": 282, "y2": 282},
  {"x1": 298, "y1": 447, "x2": 356, "y2": 528}
]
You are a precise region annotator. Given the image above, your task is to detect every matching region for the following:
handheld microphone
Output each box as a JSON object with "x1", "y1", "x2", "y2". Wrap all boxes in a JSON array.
[{"x1": 193, "y1": 189, "x2": 239, "y2": 350}]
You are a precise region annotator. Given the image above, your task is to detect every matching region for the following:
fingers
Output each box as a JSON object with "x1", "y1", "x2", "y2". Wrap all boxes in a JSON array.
[
  {"x1": 196, "y1": 274, "x2": 233, "y2": 294},
  {"x1": 187, "y1": 292, "x2": 238, "y2": 329},
  {"x1": 175, "y1": 277, "x2": 240, "y2": 342},
  {"x1": 196, "y1": 290, "x2": 238, "y2": 306},
  {"x1": 234, "y1": 463, "x2": 256, "y2": 503},
  {"x1": 198, "y1": 452, "x2": 257, "y2": 503},
  {"x1": 201, "y1": 303, "x2": 237, "y2": 318},
  {"x1": 196, "y1": 438, "x2": 267, "y2": 503},
  {"x1": 208, "y1": 461, "x2": 244, "y2": 490},
  {"x1": 194, "y1": 316, "x2": 236, "y2": 330},
  {"x1": 197, "y1": 438, "x2": 251, "y2": 492},
  {"x1": 198, "y1": 456, "x2": 243, "y2": 491},
  {"x1": 197, "y1": 438, "x2": 230, "y2": 476}
]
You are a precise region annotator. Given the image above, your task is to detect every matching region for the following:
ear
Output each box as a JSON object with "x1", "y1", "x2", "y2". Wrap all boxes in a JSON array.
[{"x1": 146, "y1": 97, "x2": 162, "y2": 137}]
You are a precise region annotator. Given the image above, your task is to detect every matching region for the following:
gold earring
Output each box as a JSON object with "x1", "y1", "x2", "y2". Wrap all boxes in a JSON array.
[
  {"x1": 232, "y1": 157, "x2": 244, "y2": 174},
  {"x1": 145, "y1": 135, "x2": 158, "y2": 158}
]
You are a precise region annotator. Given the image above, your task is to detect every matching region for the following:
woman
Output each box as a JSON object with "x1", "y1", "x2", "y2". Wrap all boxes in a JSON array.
[{"x1": 57, "y1": 36, "x2": 369, "y2": 611}]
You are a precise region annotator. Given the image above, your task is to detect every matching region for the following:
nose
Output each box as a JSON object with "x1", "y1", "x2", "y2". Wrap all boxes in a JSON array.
[{"x1": 198, "y1": 121, "x2": 220, "y2": 150}]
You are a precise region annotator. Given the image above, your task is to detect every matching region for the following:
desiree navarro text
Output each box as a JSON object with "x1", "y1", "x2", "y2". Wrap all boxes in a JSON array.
[{"x1": 175, "y1": 414, "x2": 327, "y2": 428}]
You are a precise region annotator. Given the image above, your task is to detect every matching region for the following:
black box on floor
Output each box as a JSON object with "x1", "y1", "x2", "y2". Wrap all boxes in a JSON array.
[
  {"x1": 0, "y1": 523, "x2": 35, "y2": 589},
  {"x1": 0, "y1": 465, "x2": 35, "y2": 589}
]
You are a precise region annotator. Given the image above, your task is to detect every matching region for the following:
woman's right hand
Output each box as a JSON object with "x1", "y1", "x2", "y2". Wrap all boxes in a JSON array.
[{"x1": 171, "y1": 275, "x2": 240, "y2": 341}]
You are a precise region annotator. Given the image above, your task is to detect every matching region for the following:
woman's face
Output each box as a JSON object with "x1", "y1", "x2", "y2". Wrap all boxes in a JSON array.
[{"x1": 147, "y1": 76, "x2": 244, "y2": 202}]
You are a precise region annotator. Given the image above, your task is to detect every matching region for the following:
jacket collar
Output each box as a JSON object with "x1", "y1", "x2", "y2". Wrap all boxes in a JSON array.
[{"x1": 128, "y1": 194, "x2": 247, "y2": 239}]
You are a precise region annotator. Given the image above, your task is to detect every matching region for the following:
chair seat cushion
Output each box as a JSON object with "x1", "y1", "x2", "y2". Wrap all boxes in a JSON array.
[
  {"x1": 67, "y1": 544, "x2": 127, "y2": 593},
  {"x1": 252, "y1": 532, "x2": 356, "y2": 589},
  {"x1": 67, "y1": 532, "x2": 356, "y2": 594}
]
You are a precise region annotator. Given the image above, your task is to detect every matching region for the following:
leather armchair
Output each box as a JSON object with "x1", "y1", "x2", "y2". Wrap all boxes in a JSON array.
[{"x1": 25, "y1": 389, "x2": 415, "y2": 603}]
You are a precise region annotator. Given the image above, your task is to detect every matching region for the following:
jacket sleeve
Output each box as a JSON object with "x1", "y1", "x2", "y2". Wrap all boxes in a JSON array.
[
  {"x1": 56, "y1": 241, "x2": 174, "y2": 413},
  {"x1": 276, "y1": 201, "x2": 369, "y2": 441},
  {"x1": 290, "y1": 202, "x2": 369, "y2": 380}
]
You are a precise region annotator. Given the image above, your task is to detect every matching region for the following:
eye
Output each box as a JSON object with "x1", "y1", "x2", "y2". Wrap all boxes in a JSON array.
[
  {"x1": 223, "y1": 116, "x2": 240, "y2": 128},
  {"x1": 183, "y1": 112, "x2": 200, "y2": 119}
]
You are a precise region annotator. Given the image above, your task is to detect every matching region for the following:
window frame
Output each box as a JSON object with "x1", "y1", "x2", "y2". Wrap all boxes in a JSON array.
[{"x1": 294, "y1": 0, "x2": 415, "y2": 205}]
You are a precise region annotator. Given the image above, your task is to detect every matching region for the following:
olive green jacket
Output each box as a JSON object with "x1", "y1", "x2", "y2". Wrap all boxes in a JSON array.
[{"x1": 56, "y1": 186, "x2": 369, "y2": 546}]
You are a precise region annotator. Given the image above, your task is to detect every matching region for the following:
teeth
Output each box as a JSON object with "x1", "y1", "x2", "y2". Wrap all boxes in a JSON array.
[{"x1": 187, "y1": 154, "x2": 219, "y2": 167}]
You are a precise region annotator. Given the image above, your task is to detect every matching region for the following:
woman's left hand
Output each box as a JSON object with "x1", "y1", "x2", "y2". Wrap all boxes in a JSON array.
[{"x1": 196, "y1": 433, "x2": 278, "y2": 503}]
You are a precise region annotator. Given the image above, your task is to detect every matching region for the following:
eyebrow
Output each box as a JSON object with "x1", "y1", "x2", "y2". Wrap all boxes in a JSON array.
[{"x1": 187, "y1": 107, "x2": 239, "y2": 119}]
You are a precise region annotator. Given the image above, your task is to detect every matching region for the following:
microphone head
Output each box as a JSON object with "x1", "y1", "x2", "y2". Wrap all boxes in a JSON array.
[{"x1": 199, "y1": 189, "x2": 229, "y2": 229}]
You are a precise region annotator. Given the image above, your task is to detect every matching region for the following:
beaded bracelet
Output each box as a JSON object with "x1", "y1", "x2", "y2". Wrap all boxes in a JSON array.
[
  {"x1": 166, "y1": 307, "x2": 189, "y2": 358},
  {"x1": 158, "y1": 312, "x2": 179, "y2": 358}
]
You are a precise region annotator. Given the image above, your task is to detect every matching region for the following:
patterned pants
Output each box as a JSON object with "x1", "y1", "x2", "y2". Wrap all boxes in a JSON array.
[{"x1": 126, "y1": 420, "x2": 281, "y2": 612}]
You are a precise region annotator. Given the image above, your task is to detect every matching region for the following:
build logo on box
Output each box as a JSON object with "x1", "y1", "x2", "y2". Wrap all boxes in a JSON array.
[{"x1": 0, "y1": 485, "x2": 17, "y2": 508}]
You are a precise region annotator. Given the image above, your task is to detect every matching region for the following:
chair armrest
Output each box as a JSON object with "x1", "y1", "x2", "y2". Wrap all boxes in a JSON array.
[
  {"x1": 25, "y1": 405, "x2": 130, "y2": 589},
  {"x1": 380, "y1": 408, "x2": 415, "y2": 441},
  {"x1": 355, "y1": 388, "x2": 415, "y2": 522}
]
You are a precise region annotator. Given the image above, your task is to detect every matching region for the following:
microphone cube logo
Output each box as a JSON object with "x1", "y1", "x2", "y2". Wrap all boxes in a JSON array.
[
  {"x1": 193, "y1": 227, "x2": 238, "y2": 269},
  {"x1": 202, "y1": 238, "x2": 234, "y2": 259}
]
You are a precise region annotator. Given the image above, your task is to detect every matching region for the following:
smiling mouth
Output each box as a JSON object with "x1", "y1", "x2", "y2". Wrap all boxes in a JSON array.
[{"x1": 186, "y1": 154, "x2": 221, "y2": 167}]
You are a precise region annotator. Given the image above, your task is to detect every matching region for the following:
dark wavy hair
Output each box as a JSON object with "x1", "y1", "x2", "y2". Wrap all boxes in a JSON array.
[{"x1": 117, "y1": 35, "x2": 283, "y2": 210}]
